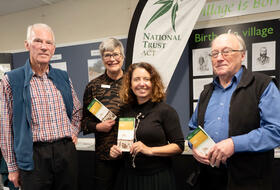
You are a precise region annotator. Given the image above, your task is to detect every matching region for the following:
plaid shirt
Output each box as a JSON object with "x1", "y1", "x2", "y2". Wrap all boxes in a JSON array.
[{"x1": 0, "y1": 72, "x2": 81, "y2": 172}]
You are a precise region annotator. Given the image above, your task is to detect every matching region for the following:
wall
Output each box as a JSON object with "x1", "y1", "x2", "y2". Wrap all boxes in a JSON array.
[{"x1": 0, "y1": 0, "x2": 138, "y2": 52}]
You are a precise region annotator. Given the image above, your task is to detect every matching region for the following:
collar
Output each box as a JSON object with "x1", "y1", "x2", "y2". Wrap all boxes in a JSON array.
[
  {"x1": 237, "y1": 65, "x2": 254, "y2": 88},
  {"x1": 134, "y1": 100, "x2": 157, "y2": 112},
  {"x1": 132, "y1": 100, "x2": 158, "y2": 119},
  {"x1": 104, "y1": 70, "x2": 123, "y2": 82},
  {"x1": 23, "y1": 59, "x2": 54, "y2": 87},
  {"x1": 23, "y1": 59, "x2": 35, "y2": 87},
  {"x1": 213, "y1": 66, "x2": 244, "y2": 89}
]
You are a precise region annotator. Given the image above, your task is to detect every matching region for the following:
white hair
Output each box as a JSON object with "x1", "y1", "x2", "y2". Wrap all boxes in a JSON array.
[
  {"x1": 211, "y1": 30, "x2": 246, "y2": 51},
  {"x1": 99, "y1": 38, "x2": 125, "y2": 57},
  {"x1": 26, "y1": 23, "x2": 55, "y2": 44}
]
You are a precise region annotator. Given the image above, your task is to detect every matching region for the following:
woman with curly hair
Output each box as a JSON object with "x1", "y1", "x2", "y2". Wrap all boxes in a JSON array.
[{"x1": 110, "y1": 62, "x2": 184, "y2": 190}]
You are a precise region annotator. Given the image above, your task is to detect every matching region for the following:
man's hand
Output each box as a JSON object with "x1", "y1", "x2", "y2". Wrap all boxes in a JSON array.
[
  {"x1": 207, "y1": 138, "x2": 234, "y2": 167},
  {"x1": 72, "y1": 134, "x2": 78, "y2": 144},
  {"x1": 96, "y1": 120, "x2": 115, "y2": 132},
  {"x1": 192, "y1": 147, "x2": 210, "y2": 165},
  {"x1": 8, "y1": 171, "x2": 20, "y2": 188}
]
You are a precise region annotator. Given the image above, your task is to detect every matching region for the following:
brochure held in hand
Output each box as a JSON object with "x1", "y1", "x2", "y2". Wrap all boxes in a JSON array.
[
  {"x1": 117, "y1": 118, "x2": 135, "y2": 152},
  {"x1": 87, "y1": 98, "x2": 117, "y2": 121},
  {"x1": 187, "y1": 125, "x2": 215, "y2": 156}
]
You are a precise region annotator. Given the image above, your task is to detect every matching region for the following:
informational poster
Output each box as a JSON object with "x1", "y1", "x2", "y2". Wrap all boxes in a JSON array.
[
  {"x1": 0, "y1": 64, "x2": 11, "y2": 80},
  {"x1": 188, "y1": 19, "x2": 280, "y2": 114}
]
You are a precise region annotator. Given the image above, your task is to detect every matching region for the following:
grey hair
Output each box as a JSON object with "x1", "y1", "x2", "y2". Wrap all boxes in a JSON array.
[
  {"x1": 26, "y1": 23, "x2": 55, "y2": 44},
  {"x1": 99, "y1": 38, "x2": 125, "y2": 57},
  {"x1": 211, "y1": 30, "x2": 246, "y2": 51}
]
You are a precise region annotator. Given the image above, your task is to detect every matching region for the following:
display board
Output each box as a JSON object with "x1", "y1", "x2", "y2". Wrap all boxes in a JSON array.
[
  {"x1": 0, "y1": 53, "x2": 13, "y2": 80},
  {"x1": 188, "y1": 19, "x2": 280, "y2": 114}
]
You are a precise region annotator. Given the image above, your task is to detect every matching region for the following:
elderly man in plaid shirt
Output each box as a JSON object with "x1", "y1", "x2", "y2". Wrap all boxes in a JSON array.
[{"x1": 0, "y1": 23, "x2": 81, "y2": 190}]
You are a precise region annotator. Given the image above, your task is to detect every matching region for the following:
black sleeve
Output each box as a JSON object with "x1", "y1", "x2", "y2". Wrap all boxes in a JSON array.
[
  {"x1": 161, "y1": 104, "x2": 185, "y2": 151},
  {"x1": 81, "y1": 83, "x2": 99, "y2": 134}
]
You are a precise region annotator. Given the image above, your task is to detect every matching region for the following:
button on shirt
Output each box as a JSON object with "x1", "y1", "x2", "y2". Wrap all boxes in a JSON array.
[
  {"x1": 189, "y1": 67, "x2": 280, "y2": 153},
  {"x1": 0, "y1": 72, "x2": 81, "y2": 172}
]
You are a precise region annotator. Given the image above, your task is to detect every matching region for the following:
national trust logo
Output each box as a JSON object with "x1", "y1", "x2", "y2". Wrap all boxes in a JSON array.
[{"x1": 145, "y1": 0, "x2": 181, "y2": 32}]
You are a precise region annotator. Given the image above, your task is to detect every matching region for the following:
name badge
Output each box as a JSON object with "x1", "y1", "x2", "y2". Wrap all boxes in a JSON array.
[{"x1": 101, "y1": 84, "x2": 111, "y2": 89}]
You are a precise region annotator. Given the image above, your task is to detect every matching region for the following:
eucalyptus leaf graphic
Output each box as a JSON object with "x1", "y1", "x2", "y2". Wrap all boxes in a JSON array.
[
  {"x1": 171, "y1": 2, "x2": 178, "y2": 32},
  {"x1": 154, "y1": 0, "x2": 171, "y2": 4},
  {"x1": 144, "y1": 0, "x2": 173, "y2": 30}
]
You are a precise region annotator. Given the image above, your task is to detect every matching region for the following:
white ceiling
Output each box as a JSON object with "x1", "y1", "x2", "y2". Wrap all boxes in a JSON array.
[{"x1": 0, "y1": 0, "x2": 65, "y2": 16}]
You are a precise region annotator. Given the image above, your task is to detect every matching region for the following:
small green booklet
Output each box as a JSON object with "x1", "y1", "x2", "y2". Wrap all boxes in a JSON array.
[
  {"x1": 87, "y1": 98, "x2": 117, "y2": 122},
  {"x1": 187, "y1": 125, "x2": 215, "y2": 156},
  {"x1": 117, "y1": 118, "x2": 135, "y2": 152}
]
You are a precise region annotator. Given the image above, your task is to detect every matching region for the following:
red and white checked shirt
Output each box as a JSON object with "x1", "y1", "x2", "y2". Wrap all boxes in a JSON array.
[{"x1": 0, "y1": 72, "x2": 81, "y2": 172}]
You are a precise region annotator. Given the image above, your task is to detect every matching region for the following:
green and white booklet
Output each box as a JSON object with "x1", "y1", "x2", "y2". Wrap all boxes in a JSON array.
[
  {"x1": 117, "y1": 118, "x2": 135, "y2": 152},
  {"x1": 87, "y1": 98, "x2": 117, "y2": 121},
  {"x1": 187, "y1": 125, "x2": 215, "y2": 156}
]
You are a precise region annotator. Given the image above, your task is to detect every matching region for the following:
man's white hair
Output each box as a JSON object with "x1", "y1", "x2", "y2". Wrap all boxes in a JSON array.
[
  {"x1": 211, "y1": 30, "x2": 246, "y2": 51},
  {"x1": 26, "y1": 23, "x2": 55, "y2": 44}
]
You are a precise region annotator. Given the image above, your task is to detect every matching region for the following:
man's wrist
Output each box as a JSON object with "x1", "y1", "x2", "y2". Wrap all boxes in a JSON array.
[{"x1": 8, "y1": 163, "x2": 18, "y2": 173}]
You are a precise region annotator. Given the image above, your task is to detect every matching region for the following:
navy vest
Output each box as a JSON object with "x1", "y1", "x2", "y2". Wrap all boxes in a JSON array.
[{"x1": 7, "y1": 59, "x2": 73, "y2": 170}]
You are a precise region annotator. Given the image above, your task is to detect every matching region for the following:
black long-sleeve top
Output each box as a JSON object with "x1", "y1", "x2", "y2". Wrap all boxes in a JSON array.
[{"x1": 120, "y1": 101, "x2": 185, "y2": 173}]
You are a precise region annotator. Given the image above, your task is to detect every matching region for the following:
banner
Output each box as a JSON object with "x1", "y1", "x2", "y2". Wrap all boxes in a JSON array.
[
  {"x1": 198, "y1": 0, "x2": 280, "y2": 21},
  {"x1": 126, "y1": 0, "x2": 206, "y2": 88}
]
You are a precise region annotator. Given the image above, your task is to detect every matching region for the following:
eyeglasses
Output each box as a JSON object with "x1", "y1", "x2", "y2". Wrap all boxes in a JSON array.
[
  {"x1": 103, "y1": 53, "x2": 122, "y2": 60},
  {"x1": 209, "y1": 48, "x2": 244, "y2": 58}
]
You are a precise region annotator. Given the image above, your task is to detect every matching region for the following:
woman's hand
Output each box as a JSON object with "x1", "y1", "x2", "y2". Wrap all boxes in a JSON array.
[
  {"x1": 96, "y1": 120, "x2": 115, "y2": 133},
  {"x1": 130, "y1": 141, "x2": 153, "y2": 156},
  {"x1": 110, "y1": 145, "x2": 122, "y2": 158}
]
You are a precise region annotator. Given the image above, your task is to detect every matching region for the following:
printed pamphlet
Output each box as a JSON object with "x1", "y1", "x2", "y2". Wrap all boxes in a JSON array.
[
  {"x1": 87, "y1": 98, "x2": 117, "y2": 122},
  {"x1": 187, "y1": 125, "x2": 215, "y2": 156},
  {"x1": 117, "y1": 118, "x2": 135, "y2": 152}
]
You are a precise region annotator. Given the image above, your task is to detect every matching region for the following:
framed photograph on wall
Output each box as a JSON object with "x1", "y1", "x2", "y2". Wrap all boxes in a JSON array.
[
  {"x1": 252, "y1": 41, "x2": 276, "y2": 71},
  {"x1": 192, "y1": 78, "x2": 213, "y2": 100},
  {"x1": 87, "y1": 58, "x2": 104, "y2": 82},
  {"x1": 192, "y1": 47, "x2": 213, "y2": 76}
]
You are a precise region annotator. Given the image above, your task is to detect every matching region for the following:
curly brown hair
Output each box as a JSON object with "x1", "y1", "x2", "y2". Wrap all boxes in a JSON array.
[{"x1": 120, "y1": 62, "x2": 165, "y2": 104}]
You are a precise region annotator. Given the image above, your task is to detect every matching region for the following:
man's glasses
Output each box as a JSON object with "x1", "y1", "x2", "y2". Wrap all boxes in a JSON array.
[
  {"x1": 103, "y1": 53, "x2": 122, "y2": 60},
  {"x1": 209, "y1": 48, "x2": 244, "y2": 58}
]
